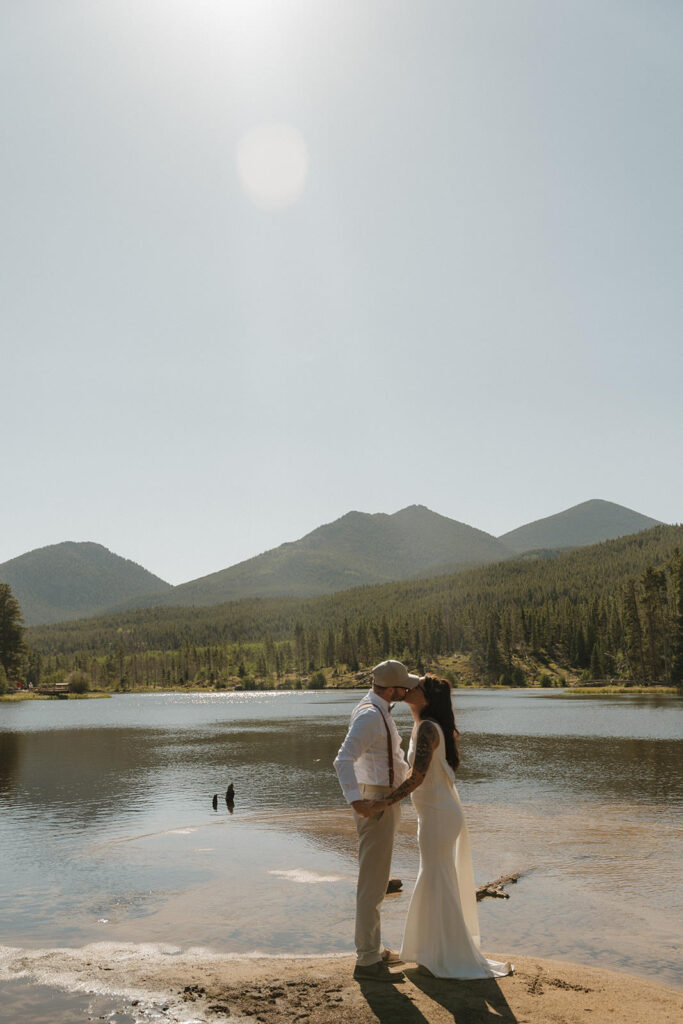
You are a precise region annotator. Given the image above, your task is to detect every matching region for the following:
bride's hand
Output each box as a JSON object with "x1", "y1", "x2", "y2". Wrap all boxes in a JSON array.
[{"x1": 368, "y1": 798, "x2": 387, "y2": 816}]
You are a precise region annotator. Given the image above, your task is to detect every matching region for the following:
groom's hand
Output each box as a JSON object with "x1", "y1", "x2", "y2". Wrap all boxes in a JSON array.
[{"x1": 351, "y1": 799, "x2": 377, "y2": 818}]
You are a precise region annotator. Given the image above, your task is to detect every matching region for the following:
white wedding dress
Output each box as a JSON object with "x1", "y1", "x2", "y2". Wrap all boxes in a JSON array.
[{"x1": 400, "y1": 721, "x2": 513, "y2": 979}]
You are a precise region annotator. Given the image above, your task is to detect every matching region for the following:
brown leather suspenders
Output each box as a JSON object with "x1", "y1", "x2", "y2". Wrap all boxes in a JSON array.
[{"x1": 358, "y1": 701, "x2": 394, "y2": 787}]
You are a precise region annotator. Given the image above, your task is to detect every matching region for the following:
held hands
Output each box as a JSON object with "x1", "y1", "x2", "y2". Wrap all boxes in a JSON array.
[{"x1": 351, "y1": 799, "x2": 386, "y2": 818}]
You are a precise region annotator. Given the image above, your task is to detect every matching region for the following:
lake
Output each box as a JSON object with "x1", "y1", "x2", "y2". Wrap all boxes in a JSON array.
[{"x1": 0, "y1": 688, "x2": 681, "y2": 1017}]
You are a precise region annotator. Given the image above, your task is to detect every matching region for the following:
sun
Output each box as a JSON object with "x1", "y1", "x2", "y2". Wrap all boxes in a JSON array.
[{"x1": 236, "y1": 122, "x2": 309, "y2": 211}]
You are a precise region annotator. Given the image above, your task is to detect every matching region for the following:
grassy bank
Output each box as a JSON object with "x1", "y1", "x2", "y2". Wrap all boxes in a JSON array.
[
  {"x1": 566, "y1": 684, "x2": 679, "y2": 694},
  {"x1": 44, "y1": 648, "x2": 680, "y2": 696},
  {"x1": 0, "y1": 691, "x2": 112, "y2": 701},
  {"x1": 7, "y1": 651, "x2": 676, "y2": 700}
]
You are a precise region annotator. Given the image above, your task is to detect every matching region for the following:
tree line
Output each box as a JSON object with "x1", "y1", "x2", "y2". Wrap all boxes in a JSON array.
[{"x1": 0, "y1": 584, "x2": 26, "y2": 693}]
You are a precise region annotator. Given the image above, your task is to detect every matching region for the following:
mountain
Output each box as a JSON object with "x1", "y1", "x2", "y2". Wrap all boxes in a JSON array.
[
  {"x1": 150, "y1": 505, "x2": 512, "y2": 608},
  {"x1": 498, "y1": 499, "x2": 663, "y2": 554},
  {"x1": 0, "y1": 542, "x2": 171, "y2": 626}
]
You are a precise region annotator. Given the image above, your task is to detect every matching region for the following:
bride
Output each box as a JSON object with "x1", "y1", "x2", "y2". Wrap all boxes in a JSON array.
[{"x1": 369, "y1": 674, "x2": 512, "y2": 979}]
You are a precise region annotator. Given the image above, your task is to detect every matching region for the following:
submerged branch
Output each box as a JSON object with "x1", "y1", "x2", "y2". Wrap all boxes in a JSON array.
[{"x1": 476, "y1": 871, "x2": 526, "y2": 901}]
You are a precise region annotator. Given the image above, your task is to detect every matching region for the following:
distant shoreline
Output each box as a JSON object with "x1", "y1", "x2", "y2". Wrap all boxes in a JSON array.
[{"x1": 2, "y1": 684, "x2": 678, "y2": 702}]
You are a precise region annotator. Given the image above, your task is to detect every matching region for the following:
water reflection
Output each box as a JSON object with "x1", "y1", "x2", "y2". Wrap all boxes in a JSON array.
[
  {"x1": 2, "y1": 719, "x2": 679, "y2": 822},
  {"x1": 460, "y1": 733, "x2": 682, "y2": 812},
  {"x1": 0, "y1": 732, "x2": 19, "y2": 795}
]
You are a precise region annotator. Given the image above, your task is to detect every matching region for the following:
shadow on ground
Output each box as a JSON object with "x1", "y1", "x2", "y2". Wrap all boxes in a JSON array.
[{"x1": 358, "y1": 970, "x2": 517, "y2": 1024}]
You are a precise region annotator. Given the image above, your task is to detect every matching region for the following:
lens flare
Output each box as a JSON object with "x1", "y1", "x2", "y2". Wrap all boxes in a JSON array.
[{"x1": 236, "y1": 122, "x2": 309, "y2": 210}]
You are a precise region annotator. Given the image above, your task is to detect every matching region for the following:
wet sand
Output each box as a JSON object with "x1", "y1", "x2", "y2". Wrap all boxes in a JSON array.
[{"x1": 1, "y1": 942, "x2": 681, "y2": 1024}]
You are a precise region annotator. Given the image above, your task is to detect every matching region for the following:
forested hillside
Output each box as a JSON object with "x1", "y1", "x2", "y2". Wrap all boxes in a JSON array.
[{"x1": 27, "y1": 524, "x2": 683, "y2": 689}]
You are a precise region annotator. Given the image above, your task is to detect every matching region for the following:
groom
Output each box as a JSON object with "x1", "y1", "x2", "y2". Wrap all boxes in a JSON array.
[{"x1": 334, "y1": 659, "x2": 422, "y2": 982}]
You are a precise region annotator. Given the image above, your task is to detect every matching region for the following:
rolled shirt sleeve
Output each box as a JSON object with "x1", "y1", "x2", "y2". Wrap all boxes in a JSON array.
[{"x1": 333, "y1": 709, "x2": 378, "y2": 804}]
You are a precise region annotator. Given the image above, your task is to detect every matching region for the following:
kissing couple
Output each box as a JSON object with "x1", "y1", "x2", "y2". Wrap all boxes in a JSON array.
[{"x1": 334, "y1": 659, "x2": 513, "y2": 982}]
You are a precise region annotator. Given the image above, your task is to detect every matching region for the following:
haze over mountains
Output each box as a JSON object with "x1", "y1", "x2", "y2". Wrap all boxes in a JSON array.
[{"x1": 1, "y1": 500, "x2": 666, "y2": 626}]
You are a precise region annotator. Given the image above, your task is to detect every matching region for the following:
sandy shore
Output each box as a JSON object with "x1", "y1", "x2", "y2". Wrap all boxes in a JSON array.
[{"x1": 1, "y1": 942, "x2": 680, "y2": 1024}]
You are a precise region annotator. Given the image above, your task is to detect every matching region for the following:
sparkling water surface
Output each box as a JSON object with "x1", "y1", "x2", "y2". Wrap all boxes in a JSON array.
[{"x1": 1, "y1": 689, "x2": 681, "y2": 989}]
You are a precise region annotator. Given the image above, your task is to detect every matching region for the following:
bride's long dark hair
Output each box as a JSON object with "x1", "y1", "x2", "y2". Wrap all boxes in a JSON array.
[{"x1": 420, "y1": 673, "x2": 460, "y2": 772}]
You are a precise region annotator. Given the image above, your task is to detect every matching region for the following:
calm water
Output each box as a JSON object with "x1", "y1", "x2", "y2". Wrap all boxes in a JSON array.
[{"x1": 0, "y1": 689, "x2": 681, "y2": 1006}]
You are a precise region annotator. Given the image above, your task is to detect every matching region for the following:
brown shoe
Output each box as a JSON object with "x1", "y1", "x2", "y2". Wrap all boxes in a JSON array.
[
  {"x1": 381, "y1": 948, "x2": 404, "y2": 965},
  {"x1": 353, "y1": 961, "x2": 405, "y2": 983}
]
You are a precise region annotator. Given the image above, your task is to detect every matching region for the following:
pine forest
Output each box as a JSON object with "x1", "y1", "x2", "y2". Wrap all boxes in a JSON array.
[{"x1": 8, "y1": 524, "x2": 680, "y2": 693}]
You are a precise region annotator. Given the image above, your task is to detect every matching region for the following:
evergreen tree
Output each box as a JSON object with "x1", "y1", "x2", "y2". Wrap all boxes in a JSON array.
[
  {"x1": 640, "y1": 567, "x2": 667, "y2": 681},
  {"x1": 589, "y1": 643, "x2": 602, "y2": 679},
  {"x1": 670, "y1": 552, "x2": 683, "y2": 685},
  {"x1": 520, "y1": 606, "x2": 530, "y2": 647},
  {"x1": 264, "y1": 635, "x2": 276, "y2": 674},
  {"x1": 0, "y1": 584, "x2": 27, "y2": 681},
  {"x1": 576, "y1": 627, "x2": 588, "y2": 668},
  {"x1": 324, "y1": 627, "x2": 335, "y2": 667},
  {"x1": 26, "y1": 648, "x2": 42, "y2": 688},
  {"x1": 306, "y1": 627, "x2": 320, "y2": 671},
  {"x1": 339, "y1": 617, "x2": 357, "y2": 669},
  {"x1": 622, "y1": 580, "x2": 645, "y2": 681},
  {"x1": 501, "y1": 618, "x2": 513, "y2": 675},
  {"x1": 294, "y1": 622, "x2": 306, "y2": 672},
  {"x1": 380, "y1": 615, "x2": 391, "y2": 656},
  {"x1": 485, "y1": 627, "x2": 500, "y2": 678},
  {"x1": 356, "y1": 620, "x2": 369, "y2": 665}
]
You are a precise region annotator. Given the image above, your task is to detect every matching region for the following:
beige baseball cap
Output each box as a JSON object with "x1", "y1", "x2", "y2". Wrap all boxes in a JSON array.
[{"x1": 372, "y1": 659, "x2": 422, "y2": 689}]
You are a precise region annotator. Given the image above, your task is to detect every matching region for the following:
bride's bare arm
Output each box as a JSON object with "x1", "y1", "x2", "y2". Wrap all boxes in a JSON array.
[{"x1": 375, "y1": 721, "x2": 439, "y2": 807}]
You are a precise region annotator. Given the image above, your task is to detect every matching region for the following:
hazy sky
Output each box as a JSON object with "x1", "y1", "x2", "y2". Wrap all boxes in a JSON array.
[{"x1": 2, "y1": 1, "x2": 681, "y2": 584}]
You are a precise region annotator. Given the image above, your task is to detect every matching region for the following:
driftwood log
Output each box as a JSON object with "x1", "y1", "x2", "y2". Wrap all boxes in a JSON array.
[
  {"x1": 475, "y1": 871, "x2": 523, "y2": 901},
  {"x1": 385, "y1": 872, "x2": 524, "y2": 899}
]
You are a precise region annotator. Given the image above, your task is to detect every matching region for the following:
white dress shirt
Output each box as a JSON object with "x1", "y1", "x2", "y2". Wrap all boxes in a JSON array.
[{"x1": 333, "y1": 690, "x2": 409, "y2": 804}]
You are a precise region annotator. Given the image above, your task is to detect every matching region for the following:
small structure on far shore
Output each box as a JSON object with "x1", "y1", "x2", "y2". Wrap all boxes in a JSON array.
[{"x1": 37, "y1": 682, "x2": 70, "y2": 699}]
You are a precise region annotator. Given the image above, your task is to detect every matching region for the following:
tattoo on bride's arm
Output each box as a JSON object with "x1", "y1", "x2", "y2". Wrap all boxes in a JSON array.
[{"x1": 383, "y1": 722, "x2": 438, "y2": 806}]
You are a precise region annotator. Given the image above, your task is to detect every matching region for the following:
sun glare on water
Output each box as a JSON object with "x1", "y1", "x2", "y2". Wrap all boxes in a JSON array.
[{"x1": 236, "y1": 122, "x2": 309, "y2": 210}]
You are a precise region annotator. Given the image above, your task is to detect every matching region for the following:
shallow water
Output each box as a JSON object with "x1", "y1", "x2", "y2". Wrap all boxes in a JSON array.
[
  {"x1": 1, "y1": 689, "x2": 681, "y2": 1010},
  {"x1": 0, "y1": 978, "x2": 135, "y2": 1024}
]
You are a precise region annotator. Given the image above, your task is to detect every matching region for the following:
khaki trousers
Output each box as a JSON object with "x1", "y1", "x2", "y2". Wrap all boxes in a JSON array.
[{"x1": 352, "y1": 783, "x2": 401, "y2": 966}]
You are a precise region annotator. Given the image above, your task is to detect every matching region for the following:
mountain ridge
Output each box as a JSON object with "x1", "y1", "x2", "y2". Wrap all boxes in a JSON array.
[{"x1": 2, "y1": 500, "x2": 670, "y2": 626}]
